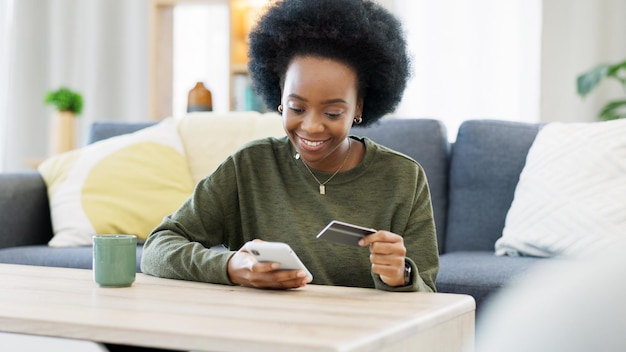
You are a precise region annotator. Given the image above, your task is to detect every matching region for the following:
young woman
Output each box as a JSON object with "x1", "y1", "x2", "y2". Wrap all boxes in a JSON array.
[{"x1": 141, "y1": 0, "x2": 438, "y2": 292}]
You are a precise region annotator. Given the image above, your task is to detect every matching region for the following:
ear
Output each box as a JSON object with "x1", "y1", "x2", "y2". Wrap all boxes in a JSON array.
[{"x1": 356, "y1": 98, "x2": 364, "y2": 116}]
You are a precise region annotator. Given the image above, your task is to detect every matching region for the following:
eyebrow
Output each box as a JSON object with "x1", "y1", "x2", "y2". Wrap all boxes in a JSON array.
[{"x1": 288, "y1": 94, "x2": 348, "y2": 105}]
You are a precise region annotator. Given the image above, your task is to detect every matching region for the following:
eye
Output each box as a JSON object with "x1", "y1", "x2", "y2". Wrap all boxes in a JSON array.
[
  {"x1": 325, "y1": 111, "x2": 344, "y2": 119},
  {"x1": 289, "y1": 107, "x2": 305, "y2": 114},
  {"x1": 286, "y1": 102, "x2": 305, "y2": 114}
]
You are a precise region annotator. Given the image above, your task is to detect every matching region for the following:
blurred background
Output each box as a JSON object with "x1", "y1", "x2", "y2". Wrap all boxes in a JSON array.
[{"x1": 1, "y1": 0, "x2": 625, "y2": 172}]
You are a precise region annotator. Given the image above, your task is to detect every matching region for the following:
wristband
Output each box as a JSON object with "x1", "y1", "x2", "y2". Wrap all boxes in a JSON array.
[{"x1": 404, "y1": 261, "x2": 412, "y2": 286}]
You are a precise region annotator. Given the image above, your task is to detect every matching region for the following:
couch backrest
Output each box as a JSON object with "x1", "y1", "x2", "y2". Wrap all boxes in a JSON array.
[
  {"x1": 0, "y1": 173, "x2": 53, "y2": 248},
  {"x1": 352, "y1": 119, "x2": 450, "y2": 251},
  {"x1": 444, "y1": 119, "x2": 541, "y2": 253},
  {"x1": 87, "y1": 121, "x2": 157, "y2": 144}
]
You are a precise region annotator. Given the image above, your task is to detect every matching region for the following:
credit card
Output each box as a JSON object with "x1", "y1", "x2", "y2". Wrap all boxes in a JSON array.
[{"x1": 316, "y1": 220, "x2": 376, "y2": 246}]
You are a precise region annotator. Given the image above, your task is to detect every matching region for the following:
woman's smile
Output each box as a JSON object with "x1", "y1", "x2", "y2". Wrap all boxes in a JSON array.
[{"x1": 299, "y1": 136, "x2": 327, "y2": 150}]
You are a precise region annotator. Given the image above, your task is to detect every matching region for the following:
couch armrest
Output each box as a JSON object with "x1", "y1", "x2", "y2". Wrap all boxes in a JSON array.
[{"x1": 0, "y1": 172, "x2": 53, "y2": 248}]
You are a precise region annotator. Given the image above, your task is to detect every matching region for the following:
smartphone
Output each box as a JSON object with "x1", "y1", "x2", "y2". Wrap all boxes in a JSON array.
[
  {"x1": 316, "y1": 220, "x2": 376, "y2": 247},
  {"x1": 244, "y1": 241, "x2": 313, "y2": 281}
]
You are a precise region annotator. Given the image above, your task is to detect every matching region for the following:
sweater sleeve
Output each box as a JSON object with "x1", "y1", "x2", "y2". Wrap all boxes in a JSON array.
[
  {"x1": 140, "y1": 158, "x2": 240, "y2": 285},
  {"x1": 372, "y1": 165, "x2": 439, "y2": 292}
]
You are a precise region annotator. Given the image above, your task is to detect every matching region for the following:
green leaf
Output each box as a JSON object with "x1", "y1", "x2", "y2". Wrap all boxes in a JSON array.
[
  {"x1": 577, "y1": 64, "x2": 610, "y2": 96},
  {"x1": 606, "y1": 59, "x2": 626, "y2": 89},
  {"x1": 606, "y1": 59, "x2": 626, "y2": 77},
  {"x1": 43, "y1": 87, "x2": 83, "y2": 115},
  {"x1": 599, "y1": 99, "x2": 626, "y2": 121}
]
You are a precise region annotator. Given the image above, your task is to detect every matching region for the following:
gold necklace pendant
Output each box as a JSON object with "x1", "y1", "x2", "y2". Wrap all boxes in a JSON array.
[{"x1": 299, "y1": 139, "x2": 352, "y2": 195}]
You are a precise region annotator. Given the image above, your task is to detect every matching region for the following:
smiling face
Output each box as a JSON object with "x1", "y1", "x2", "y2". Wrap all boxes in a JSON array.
[{"x1": 281, "y1": 56, "x2": 363, "y2": 172}]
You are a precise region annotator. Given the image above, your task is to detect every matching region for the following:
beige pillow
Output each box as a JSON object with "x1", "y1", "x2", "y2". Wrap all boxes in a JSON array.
[{"x1": 178, "y1": 112, "x2": 285, "y2": 183}]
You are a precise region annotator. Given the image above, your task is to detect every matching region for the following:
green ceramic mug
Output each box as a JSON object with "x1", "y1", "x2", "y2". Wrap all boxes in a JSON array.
[{"x1": 93, "y1": 235, "x2": 137, "y2": 287}]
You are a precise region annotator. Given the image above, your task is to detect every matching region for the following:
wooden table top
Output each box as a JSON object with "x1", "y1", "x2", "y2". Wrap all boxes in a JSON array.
[{"x1": 0, "y1": 264, "x2": 474, "y2": 351}]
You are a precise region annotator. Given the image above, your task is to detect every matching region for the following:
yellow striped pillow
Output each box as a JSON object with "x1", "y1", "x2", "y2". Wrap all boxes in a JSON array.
[{"x1": 39, "y1": 118, "x2": 194, "y2": 247}]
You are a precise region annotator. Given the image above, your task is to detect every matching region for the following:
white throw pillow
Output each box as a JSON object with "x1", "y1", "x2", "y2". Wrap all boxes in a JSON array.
[
  {"x1": 495, "y1": 119, "x2": 626, "y2": 257},
  {"x1": 38, "y1": 118, "x2": 194, "y2": 247}
]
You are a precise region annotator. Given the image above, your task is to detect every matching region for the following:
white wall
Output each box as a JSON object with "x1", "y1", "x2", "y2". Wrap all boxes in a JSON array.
[{"x1": 541, "y1": 0, "x2": 626, "y2": 123}]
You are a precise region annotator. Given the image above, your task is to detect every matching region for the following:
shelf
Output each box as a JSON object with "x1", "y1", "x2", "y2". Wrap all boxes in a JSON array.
[
  {"x1": 230, "y1": 63, "x2": 248, "y2": 74},
  {"x1": 150, "y1": 0, "x2": 270, "y2": 117}
]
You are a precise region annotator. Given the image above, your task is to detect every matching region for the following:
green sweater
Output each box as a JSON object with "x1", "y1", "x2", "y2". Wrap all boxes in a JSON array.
[{"x1": 141, "y1": 136, "x2": 439, "y2": 292}]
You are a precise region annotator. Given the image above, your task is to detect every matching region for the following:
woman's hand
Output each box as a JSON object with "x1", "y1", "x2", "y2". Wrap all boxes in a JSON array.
[
  {"x1": 226, "y1": 241, "x2": 311, "y2": 289},
  {"x1": 359, "y1": 231, "x2": 407, "y2": 287}
]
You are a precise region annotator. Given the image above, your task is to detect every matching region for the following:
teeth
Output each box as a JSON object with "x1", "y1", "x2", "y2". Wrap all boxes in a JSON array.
[{"x1": 303, "y1": 139, "x2": 324, "y2": 147}]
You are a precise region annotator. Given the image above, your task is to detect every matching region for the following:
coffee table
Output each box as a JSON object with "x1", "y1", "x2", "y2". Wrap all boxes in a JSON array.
[{"x1": 0, "y1": 264, "x2": 474, "y2": 351}]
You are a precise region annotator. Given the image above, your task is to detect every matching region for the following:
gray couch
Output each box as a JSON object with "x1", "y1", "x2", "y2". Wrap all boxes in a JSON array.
[{"x1": 0, "y1": 118, "x2": 543, "y2": 313}]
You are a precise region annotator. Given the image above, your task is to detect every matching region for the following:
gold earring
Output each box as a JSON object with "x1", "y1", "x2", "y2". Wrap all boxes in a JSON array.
[
  {"x1": 353, "y1": 115, "x2": 363, "y2": 125},
  {"x1": 278, "y1": 105, "x2": 283, "y2": 113}
]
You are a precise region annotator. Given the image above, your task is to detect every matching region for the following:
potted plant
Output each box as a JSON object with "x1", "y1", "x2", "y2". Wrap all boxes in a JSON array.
[
  {"x1": 44, "y1": 87, "x2": 84, "y2": 115},
  {"x1": 43, "y1": 87, "x2": 83, "y2": 155},
  {"x1": 577, "y1": 58, "x2": 626, "y2": 120}
]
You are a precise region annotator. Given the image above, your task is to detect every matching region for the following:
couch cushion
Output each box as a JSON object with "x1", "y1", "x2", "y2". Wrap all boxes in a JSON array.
[
  {"x1": 437, "y1": 251, "x2": 542, "y2": 312},
  {"x1": 0, "y1": 245, "x2": 143, "y2": 272},
  {"x1": 352, "y1": 118, "x2": 449, "y2": 251},
  {"x1": 87, "y1": 112, "x2": 286, "y2": 184},
  {"x1": 445, "y1": 120, "x2": 541, "y2": 252},
  {"x1": 177, "y1": 111, "x2": 285, "y2": 183},
  {"x1": 38, "y1": 118, "x2": 194, "y2": 247}
]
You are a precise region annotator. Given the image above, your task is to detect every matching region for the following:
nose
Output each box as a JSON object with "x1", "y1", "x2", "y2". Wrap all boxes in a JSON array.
[{"x1": 300, "y1": 111, "x2": 325, "y2": 134}]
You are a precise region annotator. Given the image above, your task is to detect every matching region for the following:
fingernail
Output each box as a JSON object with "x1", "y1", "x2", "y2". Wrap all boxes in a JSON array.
[
  {"x1": 271, "y1": 263, "x2": 280, "y2": 269},
  {"x1": 297, "y1": 271, "x2": 306, "y2": 277},
  {"x1": 358, "y1": 239, "x2": 364, "y2": 246}
]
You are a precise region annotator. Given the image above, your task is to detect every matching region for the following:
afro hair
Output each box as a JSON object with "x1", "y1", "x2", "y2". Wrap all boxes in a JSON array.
[{"x1": 248, "y1": 0, "x2": 411, "y2": 126}]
